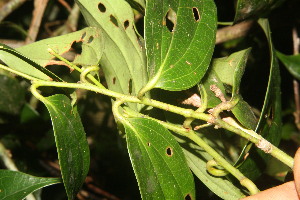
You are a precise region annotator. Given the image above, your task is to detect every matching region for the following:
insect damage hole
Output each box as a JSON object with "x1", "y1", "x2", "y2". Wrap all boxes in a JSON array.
[
  {"x1": 124, "y1": 20, "x2": 129, "y2": 29},
  {"x1": 163, "y1": 8, "x2": 177, "y2": 32},
  {"x1": 185, "y1": 194, "x2": 192, "y2": 200},
  {"x1": 166, "y1": 147, "x2": 173, "y2": 157},
  {"x1": 110, "y1": 15, "x2": 119, "y2": 27},
  {"x1": 192, "y1": 7, "x2": 200, "y2": 22},
  {"x1": 87, "y1": 36, "x2": 94, "y2": 43},
  {"x1": 98, "y1": 3, "x2": 106, "y2": 12},
  {"x1": 128, "y1": 79, "x2": 132, "y2": 94}
]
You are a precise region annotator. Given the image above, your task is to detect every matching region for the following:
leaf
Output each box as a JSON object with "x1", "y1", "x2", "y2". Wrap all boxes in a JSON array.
[
  {"x1": 0, "y1": 74, "x2": 25, "y2": 115},
  {"x1": 202, "y1": 49, "x2": 257, "y2": 129},
  {"x1": 145, "y1": 0, "x2": 217, "y2": 91},
  {"x1": 0, "y1": 44, "x2": 58, "y2": 81},
  {"x1": 124, "y1": 118, "x2": 195, "y2": 200},
  {"x1": 17, "y1": 27, "x2": 104, "y2": 68},
  {"x1": 42, "y1": 94, "x2": 90, "y2": 200},
  {"x1": 0, "y1": 170, "x2": 61, "y2": 200},
  {"x1": 234, "y1": 0, "x2": 285, "y2": 22},
  {"x1": 75, "y1": 0, "x2": 148, "y2": 111},
  {"x1": 238, "y1": 19, "x2": 282, "y2": 180},
  {"x1": 182, "y1": 142, "x2": 245, "y2": 200},
  {"x1": 276, "y1": 51, "x2": 300, "y2": 80}
]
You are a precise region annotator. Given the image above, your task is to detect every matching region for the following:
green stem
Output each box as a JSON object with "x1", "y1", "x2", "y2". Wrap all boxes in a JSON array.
[
  {"x1": 48, "y1": 48, "x2": 105, "y2": 89},
  {"x1": 30, "y1": 80, "x2": 294, "y2": 169}
]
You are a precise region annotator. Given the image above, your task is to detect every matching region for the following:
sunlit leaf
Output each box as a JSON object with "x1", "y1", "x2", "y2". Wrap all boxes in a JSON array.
[
  {"x1": 145, "y1": 0, "x2": 217, "y2": 91},
  {"x1": 0, "y1": 170, "x2": 61, "y2": 200},
  {"x1": 75, "y1": 0, "x2": 148, "y2": 111},
  {"x1": 42, "y1": 94, "x2": 90, "y2": 200},
  {"x1": 0, "y1": 44, "x2": 58, "y2": 81},
  {"x1": 124, "y1": 118, "x2": 195, "y2": 199}
]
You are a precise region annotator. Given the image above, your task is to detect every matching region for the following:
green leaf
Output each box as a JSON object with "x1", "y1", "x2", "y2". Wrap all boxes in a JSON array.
[
  {"x1": 17, "y1": 27, "x2": 104, "y2": 68},
  {"x1": 0, "y1": 170, "x2": 61, "y2": 200},
  {"x1": 234, "y1": 0, "x2": 285, "y2": 22},
  {"x1": 0, "y1": 74, "x2": 25, "y2": 115},
  {"x1": 276, "y1": 51, "x2": 300, "y2": 80},
  {"x1": 238, "y1": 19, "x2": 282, "y2": 180},
  {"x1": 182, "y1": 143, "x2": 245, "y2": 200},
  {"x1": 0, "y1": 44, "x2": 57, "y2": 81},
  {"x1": 145, "y1": 0, "x2": 217, "y2": 91},
  {"x1": 42, "y1": 94, "x2": 90, "y2": 200},
  {"x1": 124, "y1": 118, "x2": 195, "y2": 200},
  {"x1": 203, "y1": 49, "x2": 257, "y2": 129},
  {"x1": 75, "y1": 0, "x2": 148, "y2": 111}
]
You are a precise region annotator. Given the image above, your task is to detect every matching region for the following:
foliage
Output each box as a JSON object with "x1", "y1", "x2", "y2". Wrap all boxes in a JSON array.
[{"x1": 0, "y1": 0, "x2": 299, "y2": 199}]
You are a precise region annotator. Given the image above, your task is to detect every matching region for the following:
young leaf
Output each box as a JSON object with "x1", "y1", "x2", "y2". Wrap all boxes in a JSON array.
[
  {"x1": 234, "y1": 0, "x2": 285, "y2": 22},
  {"x1": 276, "y1": 51, "x2": 300, "y2": 80},
  {"x1": 42, "y1": 94, "x2": 90, "y2": 200},
  {"x1": 17, "y1": 27, "x2": 104, "y2": 68},
  {"x1": 124, "y1": 118, "x2": 195, "y2": 200},
  {"x1": 145, "y1": 0, "x2": 217, "y2": 91},
  {"x1": 0, "y1": 170, "x2": 61, "y2": 200},
  {"x1": 75, "y1": 0, "x2": 148, "y2": 111}
]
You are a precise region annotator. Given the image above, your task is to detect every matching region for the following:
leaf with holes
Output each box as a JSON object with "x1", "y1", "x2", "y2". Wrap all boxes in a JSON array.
[
  {"x1": 144, "y1": 0, "x2": 217, "y2": 91},
  {"x1": 124, "y1": 118, "x2": 195, "y2": 200},
  {"x1": 234, "y1": 0, "x2": 285, "y2": 22},
  {"x1": 75, "y1": 0, "x2": 148, "y2": 111},
  {"x1": 17, "y1": 27, "x2": 104, "y2": 68},
  {"x1": 276, "y1": 51, "x2": 300, "y2": 80},
  {"x1": 41, "y1": 94, "x2": 90, "y2": 200},
  {"x1": 0, "y1": 170, "x2": 61, "y2": 200}
]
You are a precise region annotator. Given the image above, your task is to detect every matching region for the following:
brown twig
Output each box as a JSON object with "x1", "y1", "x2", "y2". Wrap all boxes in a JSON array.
[
  {"x1": 216, "y1": 20, "x2": 254, "y2": 44},
  {"x1": 292, "y1": 27, "x2": 300, "y2": 130},
  {"x1": 0, "y1": 0, "x2": 27, "y2": 22},
  {"x1": 85, "y1": 176, "x2": 121, "y2": 200},
  {"x1": 25, "y1": 0, "x2": 49, "y2": 44}
]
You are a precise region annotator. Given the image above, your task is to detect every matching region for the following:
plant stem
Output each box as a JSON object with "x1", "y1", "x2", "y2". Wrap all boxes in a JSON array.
[
  {"x1": 48, "y1": 48, "x2": 105, "y2": 89},
  {"x1": 30, "y1": 80, "x2": 295, "y2": 168}
]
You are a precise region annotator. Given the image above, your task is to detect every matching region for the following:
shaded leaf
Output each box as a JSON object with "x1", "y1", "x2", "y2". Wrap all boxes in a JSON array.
[
  {"x1": 42, "y1": 94, "x2": 90, "y2": 200},
  {"x1": 124, "y1": 118, "x2": 195, "y2": 199},
  {"x1": 17, "y1": 27, "x2": 104, "y2": 68},
  {"x1": 75, "y1": 0, "x2": 148, "y2": 111},
  {"x1": 0, "y1": 170, "x2": 61, "y2": 200},
  {"x1": 276, "y1": 51, "x2": 300, "y2": 80},
  {"x1": 234, "y1": 0, "x2": 285, "y2": 22},
  {"x1": 145, "y1": 0, "x2": 217, "y2": 91},
  {"x1": 238, "y1": 19, "x2": 282, "y2": 180},
  {"x1": 182, "y1": 142, "x2": 245, "y2": 200},
  {"x1": 0, "y1": 74, "x2": 25, "y2": 115}
]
